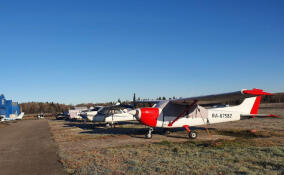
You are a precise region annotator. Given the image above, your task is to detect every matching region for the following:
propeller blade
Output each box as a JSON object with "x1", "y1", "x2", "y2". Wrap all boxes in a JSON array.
[{"x1": 133, "y1": 93, "x2": 136, "y2": 108}]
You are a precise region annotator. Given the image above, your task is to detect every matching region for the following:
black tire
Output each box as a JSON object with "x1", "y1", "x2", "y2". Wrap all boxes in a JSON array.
[
  {"x1": 163, "y1": 129, "x2": 171, "y2": 136},
  {"x1": 145, "y1": 132, "x2": 152, "y2": 139},
  {"x1": 188, "y1": 131, "x2": 198, "y2": 139}
]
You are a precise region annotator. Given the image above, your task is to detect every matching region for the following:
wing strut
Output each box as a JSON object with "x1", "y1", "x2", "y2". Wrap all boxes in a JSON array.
[
  {"x1": 197, "y1": 107, "x2": 213, "y2": 139},
  {"x1": 168, "y1": 100, "x2": 198, "y2": 127}
]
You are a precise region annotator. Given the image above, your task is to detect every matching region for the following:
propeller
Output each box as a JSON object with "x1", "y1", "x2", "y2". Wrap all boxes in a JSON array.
[
  {"x1": 126, "y1": 93, "x2": 138, "y2": 116},
  {"x1": 121, "y1": 93, "x2": 137, "y2": 109},
  {"x1": 128, "y1": 109, "x2": 137, "y2": 116},
  {"x1": 133, "y1": 93, "x2": 136, "y2": 109}
]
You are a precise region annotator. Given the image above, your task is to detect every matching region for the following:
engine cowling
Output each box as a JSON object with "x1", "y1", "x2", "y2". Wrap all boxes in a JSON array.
[{"x1": 134, "y1": 108, "x2": 160, "y2": 127}]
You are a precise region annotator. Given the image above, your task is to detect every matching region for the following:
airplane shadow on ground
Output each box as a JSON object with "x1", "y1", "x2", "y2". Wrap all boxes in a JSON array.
[
  {"x1": 63, "y1": 122, "x2": 217, "y2": 139},
  {"x1": 64, "y1": 122, "x2": 147, "y2": 136}
]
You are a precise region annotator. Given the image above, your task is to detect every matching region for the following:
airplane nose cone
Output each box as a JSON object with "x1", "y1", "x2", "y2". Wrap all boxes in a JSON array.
[
  {"x1": 128, "y1": 109, "x2": 141, "y2": 121},
  {"x1": 132, "y1": 109, "x2": 141, "y2": 121}
]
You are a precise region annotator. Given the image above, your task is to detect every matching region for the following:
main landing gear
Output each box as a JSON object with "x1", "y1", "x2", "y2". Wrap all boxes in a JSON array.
[
  {"x1": 106, "y1": 123, "x2": 111, "y2": 127},
  {"x1": 188, "y1": 130, "x2": 198, "y2": 139},
  {"x1": 184, "y1": 125, "x2": 198, "y2": 139},
  {"x1": 145, "y1": 127, "x2": 154, "y2": 139},
  {"x1": 106, "y1": 123, "x2": 116, "y2": 128},
  {"x1": 144, "y1": 126, "x2": 198, "y2": 139},
  {"x1": 162, "y1": 129, "x2": 171, "y2": 136}
]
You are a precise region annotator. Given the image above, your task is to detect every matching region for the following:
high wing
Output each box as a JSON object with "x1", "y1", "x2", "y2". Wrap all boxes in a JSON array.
[
  {"x1": 99, "y1": 103, "x2": 137, "y2": 111},
  {"x1": 241, "y1": 114, "x2": 279, "y2": 118},
  {"x1": 170, "y1": 88, "x2": 272, "y2": 105},
  {"x1": 98, "y1": 103, "x2": 122, "y2": 110}
]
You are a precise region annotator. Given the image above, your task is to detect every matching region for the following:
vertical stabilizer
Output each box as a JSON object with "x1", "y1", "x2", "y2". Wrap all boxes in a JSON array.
[{"x1": 238, "y1": 96, "x2": 262, "y2": 114}]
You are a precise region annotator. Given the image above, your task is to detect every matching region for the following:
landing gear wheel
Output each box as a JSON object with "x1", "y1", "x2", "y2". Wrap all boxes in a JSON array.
[
  {"x1": 111, "y1": 123, "x2": 117, "y2": 128},
  {"x1": 145, "y1": 128, "x2": 154, "y2": 139},
  {"x1": 163, "y1": 129, "x2": 171, "y2": 136},
  {"x1": 145, "y1": 132, "x2": 152, "y2": 139},
  {"x1": 106, "y1": 123, "x2": 111, "y2": 128},
  {"x1": 188, "y1": 131, "x2": 198, "y2": 139}
]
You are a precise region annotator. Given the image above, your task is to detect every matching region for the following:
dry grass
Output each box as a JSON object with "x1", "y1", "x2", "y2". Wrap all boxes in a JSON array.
[
  {"x1": 48, "y1": 107, "x2": 284, "y2": 175},
  {"x1": 58, "y1": 138, "x2": 284, "y2": 175}
]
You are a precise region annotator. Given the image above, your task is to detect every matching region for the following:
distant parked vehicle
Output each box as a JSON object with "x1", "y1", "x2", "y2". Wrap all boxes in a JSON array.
[
  {"x1": 56, "y1": 112, "x2": 68, "y2": 120},
  {"x1": 37, "y1": 113, "x2": 44, "y2": 119}
]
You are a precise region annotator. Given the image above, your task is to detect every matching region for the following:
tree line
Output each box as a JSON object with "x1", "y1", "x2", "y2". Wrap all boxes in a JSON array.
[
  {"x1": 222, "y1": 93, "x2": 284, "y2": 105},
  {"x1": 20, "y1": 102, "x2": 72, "y2": 114},
  {"x1": 262, "y1": 93, "x2": 284, "y2": 103}
]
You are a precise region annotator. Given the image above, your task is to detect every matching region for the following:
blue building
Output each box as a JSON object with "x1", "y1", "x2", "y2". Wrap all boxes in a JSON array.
[{"x1": 0, "y1": 94, "x2": 20, "y2": 119}]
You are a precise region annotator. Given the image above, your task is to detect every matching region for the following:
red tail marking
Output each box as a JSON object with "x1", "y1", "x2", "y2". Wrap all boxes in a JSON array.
[{"x1": 250, "y1": 96, "x2": 262, "y2": 115}]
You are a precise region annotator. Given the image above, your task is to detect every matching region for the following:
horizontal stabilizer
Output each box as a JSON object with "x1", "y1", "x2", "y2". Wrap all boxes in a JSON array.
[{"x1": 241, "y1": 114, "x2": 280, "y2": 118}]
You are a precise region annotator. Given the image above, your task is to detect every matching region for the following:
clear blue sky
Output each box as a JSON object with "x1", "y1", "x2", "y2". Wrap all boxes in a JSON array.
[{"x1": 0, "y1": 0, "x2": 283, "y2": 104}]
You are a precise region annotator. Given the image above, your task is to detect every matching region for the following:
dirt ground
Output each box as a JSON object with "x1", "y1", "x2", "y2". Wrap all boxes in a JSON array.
[
  {"x1": 0, "y1": 120, "x2": 66, "y2": 175},
  {"x1": 0, "y1": 122, "x2": 10, "y2": 128},
  {"x1": 48, "y1": 107, "x2": 284, "y2": 174}
]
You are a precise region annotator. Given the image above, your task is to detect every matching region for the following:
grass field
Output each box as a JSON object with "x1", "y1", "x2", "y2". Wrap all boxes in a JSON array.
[{"x1": 48, "y1": 106, "x2": 284, "y2": 175}]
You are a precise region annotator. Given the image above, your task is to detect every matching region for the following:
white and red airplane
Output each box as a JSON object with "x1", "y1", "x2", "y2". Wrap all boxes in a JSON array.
[{"x1": 129, "y1": 88, "x2": 279, "y2": 139}]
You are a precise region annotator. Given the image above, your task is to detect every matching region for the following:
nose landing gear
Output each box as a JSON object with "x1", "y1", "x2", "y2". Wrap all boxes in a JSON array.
[{"x1": 145, "y1": 127, "x2": 154, "y2": 139}]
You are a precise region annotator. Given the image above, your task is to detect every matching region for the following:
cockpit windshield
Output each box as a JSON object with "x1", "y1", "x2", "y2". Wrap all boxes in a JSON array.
[
  {"x1": 92, "y1": 107, "x2": 102, "y2": 111},
  {"x1": 98, "y1": 108, "x2": 109, "y2": 115},
  {"x1": 97, "y1": 108, "x2": 123, "y2": 115},
  {"x1": 154, "y1": 101, "x2": 169, "y2": 109}
]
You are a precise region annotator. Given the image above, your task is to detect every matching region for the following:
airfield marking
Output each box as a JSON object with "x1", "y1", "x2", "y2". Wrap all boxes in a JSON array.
[{"x1": 0, "y1": 120, "x2": 66, "y2": 175}]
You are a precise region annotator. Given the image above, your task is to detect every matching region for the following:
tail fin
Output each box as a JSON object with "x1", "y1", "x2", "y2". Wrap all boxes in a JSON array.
[{"x1": 238, "y1": 96, "x2": 262, "y2": 115}]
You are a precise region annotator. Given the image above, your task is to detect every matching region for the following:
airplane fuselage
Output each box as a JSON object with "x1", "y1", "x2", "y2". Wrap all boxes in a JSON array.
[
  {"x1": 156, "y1": 108, "x2": 241, "y2": 128},
  {"x1": 93, "y1": 112, "x2": 136, "y2": 123}
]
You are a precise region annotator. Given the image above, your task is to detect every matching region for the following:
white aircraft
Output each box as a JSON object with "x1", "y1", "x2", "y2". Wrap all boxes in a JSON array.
[
  {"x1": 68, "y1": 107, "x2": 88, "y2": 120},
  {"x1": 129, "y1": 88, "x2": 279, "y2": 139},
  {"x1": 81, "y1": 103, "x2": 136, "y2": 126},
  {"x1": 93, "y1": 107, "x2": 136, "y2": 126},
  {"x1": 80, "y1": 106, "x2": 104, "y2": 121}
]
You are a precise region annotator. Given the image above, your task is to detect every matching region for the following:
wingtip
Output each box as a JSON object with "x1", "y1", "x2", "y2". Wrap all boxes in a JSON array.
[{"x1": 242, "y1": 88, "x2": 273, "y2": 96}]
